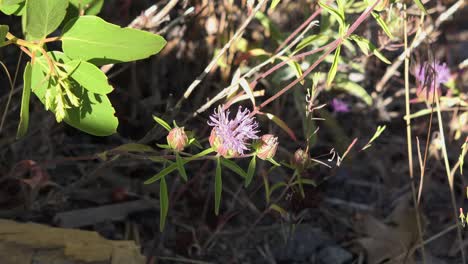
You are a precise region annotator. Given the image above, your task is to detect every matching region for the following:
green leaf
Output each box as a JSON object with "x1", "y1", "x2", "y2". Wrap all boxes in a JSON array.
[
  {"x1": 69, "y1": 0, "x2": 104, "y2": 15},
  {"x1": 144, "y1": 163, "x2": 177, "y2": 185},
  {"x1": 176, "y1": 152, "x2": 188, "y2": 182},
  {"x1": 270, "y1": 0, "x2": 281, "y2": 10},
  {"x1": 371, "y1": 11, "x2": 394, "y2": 39},
  {"x1": 159, "y1": 176, "x2": 169, "y2": 231},
  {"x1": 63, "y1": 60, "x2": 113, "y2": 94},
  {"x1": 362, "y1": 125, "x2": 386, "y2": 150},
  {"x1": 336, "y1": 79, "x2": 372, "y2": 105},
  {"x1": 31, "y1": 52, "x2": 119, "y2": 136},
  {"x1": 413, "y1": 0, "x2": 427, "y2": 14},
  {"x1": 245, "y1": 155, "x2": 256, "y2": 187},
  {"x1": 24, "y1": 0, "x2": 68, "y2": 39},
  {"x1": 220, "y1": 158, "x2": 247, "y2": 178},
  {"x1": 319, "y1": 1, "x2": 345, "y2": 30},
  {"x1": 62, "y1": 16, "x2": 167, "y2": 65},
  {"x1": 153, "y1": 115, "x2": 171, "y2": 131},
  {"x1": 0, "y1": 2, "x2": 25, "y2": 16},
  {"x1": 239, "y1": 77, "x2": 255, "y2": 106},
  {"x1": 16, "y1": 62, "x2": 32, "y2": 139},
  {"x1": 266, "y1": 158, "x2": 281, "y2": 167},
  {"x1": 0, "y1": 25, "x2": 8, "y2": 46},
  {"x1": 265, "y1": 112, "x2": 297, "y2": 141},
  {"x1": 215, "y1": 157, "x2": 222, "y2": 215},
  {"x1": 350, "y1": 34, "x2": 390, "y2": 64},
  {"x1": 113, "y1": 143, "x2": 155, "y2": 153},
  {"x1": 3, "y1": 0, "x2": 24, "y2": 5},
  {"x1": 327, "y1": 45, "x2": 341, "y2": 86}
]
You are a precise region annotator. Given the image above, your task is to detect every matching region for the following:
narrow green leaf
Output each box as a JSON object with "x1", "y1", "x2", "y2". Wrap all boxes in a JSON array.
[
  {"x1": 265, "y1": 112, "x2": 297, "y2": 141},
  {"x1": 220, "y1": 158, "x2": 247, "y2": 178},
  {"x1": 371, "y1": 11, "x2": 394, "y2": 39},
  {"x1": 245, "y1": 155, "x2": 256, "y2": 187},
  {"x1": 159, "y1": 176, "x2": 169, "y2": 231},
  {"x1": 270, "y1": 182, "x2": 287, "y2": 196},
  {"x1": 176, "y1": 153, "x2": 188, "y2": 182},
  {"x1": 336, "y1": 79, "x2": 372, "y2": 105},
  {"x1": 62, "y1": 16, "x2": 167, "y2": 65},
  {"x1": 215, "y1": 157, "x2": 222, "y2": 215},
  {"x1": 269, "y1": 204, "x2": 287, "y2": 217},
  {"x1": 16, "y1": 62, "x2": 32, "y2": 139},
  {"x1": 114, "y1": 143, "x2": 155, "y2": 153},
  {"x1": 266, "y1": 158, "x2": 281, "y2": 167},
  {"x1": 362, "y1": 125, "x2": 386, "y2": 150},
  {"x1": 319, "y1": 1, "x2": 345, "y2": 29},
  {"x1": 239, "y1": 77, "x2": 255, "y2": 107},
  {"x1": 153, "y1": 115, "x2": 171, "y2": 131},
  {"x1": 413, "y1": 0, "x2": 427, "y2": 14},
  {"x1": 460, "y1": 138, "x2": 467, "y2": 175},
  {"x1": 327, "y1": 45, "x2": 341, "y2": 86},
  {"x1": 63, "y1": 60, "x2": 113, "y2": 94},
  {"x1": 269, "y1": 0, "x2": 281, "y2": 10},
  {"x1": 350, "y1": 34, "x2": 390, "y2": 64},
  {"x1": 144, "y1": 163, "x2": 177, "y2": 185},
  {"x1": 24, "y1": 0, "x2": 68, "y2": 39}
]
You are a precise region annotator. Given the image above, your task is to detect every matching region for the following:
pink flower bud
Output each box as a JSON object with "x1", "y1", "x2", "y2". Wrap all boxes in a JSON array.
[
  {"x1": 256, "y1": 134, "x2": 278, "y2": 160},
  {"x1": 167, "y1": 127, "x2": 188, "y2": 152},
  {"x1": 291, "y1": 148, "x2": 309, "y2": 170},
  {"x1": 209, "y1": 129, "x2": 239, "y2": 158}
]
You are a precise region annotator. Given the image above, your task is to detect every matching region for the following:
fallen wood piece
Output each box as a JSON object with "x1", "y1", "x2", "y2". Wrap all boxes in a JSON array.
[
  {"x1": 0, "y1": 219, "x2": 145, "y2": 264},
  {"x1": 54, "y1": 199, "x2": 158, "y2": 228}
]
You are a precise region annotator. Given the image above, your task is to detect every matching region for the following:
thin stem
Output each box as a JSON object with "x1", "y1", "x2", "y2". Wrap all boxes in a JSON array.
[{"x1": 403, "y1": 4, "x2": 426, "y2": 262}]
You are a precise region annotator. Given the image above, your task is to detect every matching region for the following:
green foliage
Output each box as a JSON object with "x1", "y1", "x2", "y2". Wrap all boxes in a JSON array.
[
  {"x1": 1, "y1": 0, "x2": 166, "y2": 137},
  {"x1": 245, "y1": 155, "x2": 257, "y2": 187},
  {"x1": 159, "y1": 176, "x2": 169, "y2": 231},
  {"x1": 62, "y1": 16, "x2": 166, "y2": 64},
  {"x1": 24, "y1": 0, "x2": 69, "y2": 39},
  {"x1": 17, "y1": 62, "x2": 31, "y2": 138}
]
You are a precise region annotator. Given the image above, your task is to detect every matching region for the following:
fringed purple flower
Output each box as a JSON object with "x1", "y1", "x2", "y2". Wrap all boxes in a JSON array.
[
  {"x1": 331, "y1": 98, "x2": 350, "y2": 113},
  {"x1": 208, "y1": 106, "x2": 259, "y2": 157},
  {"x1": 415, "y1": 61, "x2": 450, "y2": 102}
]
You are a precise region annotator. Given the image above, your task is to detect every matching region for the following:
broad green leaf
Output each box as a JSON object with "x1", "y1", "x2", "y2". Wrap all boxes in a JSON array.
[
  {"x1": 265, "y1": 112, "x2": 297, "y2": 141},
  {"x1": 153, "y1": 115, "x2": 171, "y2": 131},
  {"x1": 239, "y1": 77, "x2": 255, "y2": 106},
  {"x1": 371, "y1": 11, "x2": 393, "y2": 39},
  {"x1": 245, "y1": 155, "x2": 256, "y2": 187},
  {"x1": 0, "y1": 2, "x2": 25, "y2": 15},
  {"x1": 16, "y1": 62, "x2": 31, "y2": 139},
  {"x1": 3, "y1": 0, "x2": 24, "y2": 5},
  {"x1": 0, "y1": 25, "x2": 8, "y2": 46},
  {"x1": 62, "y1": 16, "x2": 167, "y2": 65},
  {"x1": 144, "y1": 163, "x2": 177, "y2": 184},
  {"x1": 63, "y1": 60, "x2": 113, "y2": 94},
  {"x1": 215, "y1": 157, "x2": 222, "y2": 215},
  {"x1": 159, "y1": 176, "x2": 169, "y2": 231},
  {"x1": 220, "y1": 158, "x2": 247, "y2": 178},
  {"x1": 336, "y1": 79, "x2": 372, "y2": 105},
  {"x1": 24, "y1": 0, "x2": 68, "y2": 39},
  {"x1": 176, "y1": 153, "x2": 188, "y2": 182},
  {"x1": 69, "y1": 0, "x2": 104, "y2": 15},
  {"x1": 327, "y1": 45, "x2": 341, "y2": 86},
  {"x1": 350, "y1": 34, "x2": 390, "y2": 64},
  {"x1": 31, "y1": 52, "x2": 119, "y2": 136}
]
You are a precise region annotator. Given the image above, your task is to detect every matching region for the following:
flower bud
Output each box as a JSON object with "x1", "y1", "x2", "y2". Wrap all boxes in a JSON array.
[
  {"x1": 291, "y1": 148, "x2": 309, "y2": 170},
  {"x1": 209, "y1": 129, "x2": 239, "y2": 158},
  {"x1": 167, "y1": 127, "x2": 188, "y2": 152},
  {"x1": 256, "y1": 134, "x2": 278, "y2": 160}
]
